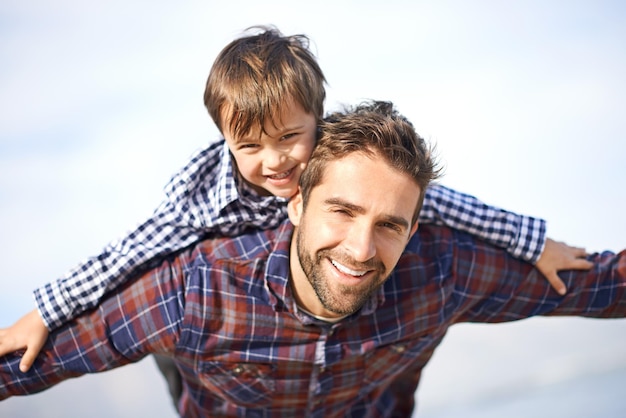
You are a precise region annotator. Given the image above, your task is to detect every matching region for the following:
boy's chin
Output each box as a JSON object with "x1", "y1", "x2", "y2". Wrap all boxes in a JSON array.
[
  {"x1": 268, "y1": 187, "x2": 298, "y2": 199},
  {"x1": 249, "y1": 182, "x2": 296, "y2": 199},
  {"x1": 245, "y1": 174, "x2": 298, "y2": 198}
]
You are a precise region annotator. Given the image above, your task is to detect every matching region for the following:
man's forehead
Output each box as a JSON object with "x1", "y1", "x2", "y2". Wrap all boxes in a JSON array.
[
  {"x1": 316, "y1": 151, "x2": 419, "y2": 197},
  {"x1": 306, "y1": 155, "x2": 420, "y2": 234}
]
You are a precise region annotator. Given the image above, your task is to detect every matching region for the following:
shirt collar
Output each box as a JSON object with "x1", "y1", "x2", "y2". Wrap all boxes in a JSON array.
[
  {"x1": 215, "y1": 141, "x2": 241, "y2": 209},
  {"x1": 218, "y1": 141, "x2": 289, "y2": 210},
  {"x1": 263, "y1": 221, "x2": 293, "y2": 311}
]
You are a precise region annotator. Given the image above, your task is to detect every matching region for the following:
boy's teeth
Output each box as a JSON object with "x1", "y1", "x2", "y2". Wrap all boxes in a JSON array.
[
  {"x1": 269, "y1": 168, "x2": 291, "y2": 179},
  {"x1": 331, "y1": 260, "x2": 367, "y2": 277}
]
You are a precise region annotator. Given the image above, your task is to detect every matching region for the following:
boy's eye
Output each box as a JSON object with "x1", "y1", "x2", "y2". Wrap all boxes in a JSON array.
[
  {"x1": 280, "y1": 133, "x2": 297, "y2": 141},
  {"x1": 238, "y1": 143, "x2": 259, "y2": 150}
]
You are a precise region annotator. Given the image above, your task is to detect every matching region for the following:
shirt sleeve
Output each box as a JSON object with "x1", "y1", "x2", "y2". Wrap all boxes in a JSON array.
[
  {"x1": 33, "y1": 199, "x2": 203, "y2": 330},
  {"x1": 418, "y1": 184, "x2": 547, "y2": 263},
  {"x1": 449, "y1": 237, "x2": 626, "y2": 323},
  {"x1": 1, "y1": 251, "x2": 184, "y2": 399}
]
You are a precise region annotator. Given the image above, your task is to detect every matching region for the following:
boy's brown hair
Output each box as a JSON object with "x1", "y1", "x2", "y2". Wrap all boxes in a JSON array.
[{"x1": 204, "y1": 26, "x2": 326, "y2": 140}]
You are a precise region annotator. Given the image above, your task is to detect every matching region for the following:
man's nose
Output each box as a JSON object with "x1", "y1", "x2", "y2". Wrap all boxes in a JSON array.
[{"x1": 344, "y1": 222, "x2": 376, "y2": 262}]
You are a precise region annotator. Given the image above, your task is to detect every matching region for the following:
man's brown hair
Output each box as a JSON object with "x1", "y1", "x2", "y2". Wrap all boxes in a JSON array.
[{"x1": 300, "y1": 101, "x2": 441, "y2": 224}]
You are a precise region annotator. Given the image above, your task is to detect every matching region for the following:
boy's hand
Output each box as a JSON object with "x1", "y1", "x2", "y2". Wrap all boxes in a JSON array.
[
  {"x1": 0, "y1": 309, "x2": 49, "y2": 372},
  {"x1": 535, "y1": 238, "x2": 594, "y2": 295}
]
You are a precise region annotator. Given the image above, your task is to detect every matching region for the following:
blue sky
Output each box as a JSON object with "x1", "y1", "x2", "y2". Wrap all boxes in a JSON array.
[{"x1": 1, "y1": 1, "x2": 625, "y2": 417}]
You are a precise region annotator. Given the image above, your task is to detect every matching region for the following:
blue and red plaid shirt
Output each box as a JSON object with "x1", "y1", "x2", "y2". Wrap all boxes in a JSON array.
[
  {"x1": 33, "y1": 139, "x2": 547, "y2": 331},
  {"x1": 2, "y1": 222, "x2": 624, "y2": 417}
]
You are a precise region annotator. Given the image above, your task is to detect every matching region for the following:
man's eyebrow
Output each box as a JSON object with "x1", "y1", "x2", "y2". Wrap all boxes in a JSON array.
[
  {"x1": 324, "y1": 198, "x2": 365, "y2": 214},
  {"x1": 324, "y1": 198, "x2": 410, "y2": 230}
]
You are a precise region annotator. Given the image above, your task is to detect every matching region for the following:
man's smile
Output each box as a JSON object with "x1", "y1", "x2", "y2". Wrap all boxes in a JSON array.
[{"x1": 330, "y1": 259, "x2": 369, "y2": 277}]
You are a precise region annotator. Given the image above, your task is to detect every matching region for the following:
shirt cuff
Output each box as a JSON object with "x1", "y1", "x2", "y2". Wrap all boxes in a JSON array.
[
  {"x1": 508, "y1": 215, "x2": 547, "y2": 264},
  {"x1": 32, "y1": 281, "x2": 75, "y2": 331}
]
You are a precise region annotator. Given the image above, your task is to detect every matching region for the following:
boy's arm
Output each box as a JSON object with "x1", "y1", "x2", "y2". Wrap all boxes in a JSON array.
[
  {"x1": 34, "y1": 142, "x2": 234, "y2": 332},
  {"x1": 33, "y1": 200, "x2": 203, "y2": 331},
  {"x1": 419, "y1": 184, "x2": 592, "y2": 293},
  {"x1": 420, "y1": 184, "x2": 546, "y2": 262}
]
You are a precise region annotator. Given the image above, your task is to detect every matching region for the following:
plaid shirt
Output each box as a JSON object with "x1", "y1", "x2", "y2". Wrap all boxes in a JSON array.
[
  {"x1": 2, "y1": 223, "x2": 623, "y2": 417},
  {"x1": 34, "y1": 139, "x2": 546, "y2": 330}
]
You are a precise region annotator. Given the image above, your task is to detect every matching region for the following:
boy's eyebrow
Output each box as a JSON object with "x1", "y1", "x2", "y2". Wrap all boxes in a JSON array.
[
  {"x1": 324, "y1": 197, "x2": 410, "y2": 230},
  {"x1": 233, "y1": 122, "x2": 307, "y2": 143}
]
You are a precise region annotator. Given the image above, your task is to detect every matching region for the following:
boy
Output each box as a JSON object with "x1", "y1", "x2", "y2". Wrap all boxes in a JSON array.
[{"x1": 0, "y1": 26, "x2": 588, "y2": 387}]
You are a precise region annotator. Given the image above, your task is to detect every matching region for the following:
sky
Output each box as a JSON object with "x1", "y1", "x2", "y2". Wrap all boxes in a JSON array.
[{"x1": 0, "y1": 1, "x2": 625, "y2": 417}]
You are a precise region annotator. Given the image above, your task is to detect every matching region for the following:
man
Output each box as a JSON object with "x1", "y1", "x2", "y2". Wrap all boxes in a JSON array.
[{"x1": 0, "y1": 101, "x2": 624, "y2": 417}]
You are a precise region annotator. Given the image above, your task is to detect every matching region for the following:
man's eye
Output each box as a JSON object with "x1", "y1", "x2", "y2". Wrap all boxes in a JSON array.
[
  {"x1": 332, "y1": 208, "x2": 352, "y2": 216},
  {"x1": 381, "y1": 222, "x2": 401, "y2": 232}
]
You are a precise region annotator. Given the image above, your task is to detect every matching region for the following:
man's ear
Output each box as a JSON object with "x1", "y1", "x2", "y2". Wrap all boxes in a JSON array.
[
  {"x1": 287, "y1": 187, "x2": 304, "y2": 226},
  {"x1": 408, "y1": 221, "x2": 419, "y2": 240}
]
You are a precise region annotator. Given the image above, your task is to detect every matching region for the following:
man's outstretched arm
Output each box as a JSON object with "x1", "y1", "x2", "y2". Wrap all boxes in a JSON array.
[{"x1": 0, "y1": 251, "x2": 185, "y2": 399}]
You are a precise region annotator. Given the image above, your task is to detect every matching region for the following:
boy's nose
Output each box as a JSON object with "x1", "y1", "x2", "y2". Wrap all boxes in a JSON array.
[{"x1": 263, "y1": 148, "x2": 286, "y2": 169}]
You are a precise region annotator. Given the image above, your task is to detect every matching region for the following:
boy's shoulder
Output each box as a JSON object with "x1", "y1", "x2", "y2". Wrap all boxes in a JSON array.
[
  {"x1": 167, "y1": 138, "x2": 230, "y2": 191},
  {"x1": 164, "y1": 137, "x2": 235, "y2": 211},
  {"x1": 186, "y1": 137, "x2": 227, "y2": 166}
]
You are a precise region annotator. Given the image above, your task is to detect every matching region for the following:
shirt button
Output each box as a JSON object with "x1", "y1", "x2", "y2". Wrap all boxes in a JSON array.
[{"x1": 392, "y1": 344, "x2": 406, "y2": 353}]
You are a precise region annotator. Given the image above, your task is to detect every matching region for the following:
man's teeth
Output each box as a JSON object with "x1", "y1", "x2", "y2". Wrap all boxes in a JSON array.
[{"x1": 331, "y1": 260, "x2": 367, "y2": 277}]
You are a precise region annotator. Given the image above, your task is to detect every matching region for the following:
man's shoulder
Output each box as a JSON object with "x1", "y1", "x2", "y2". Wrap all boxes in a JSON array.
[
  {"x1": 404, "y1": 224, "x2": 461, "y2": 254},
  {"x1": 402, "y1": 223, "x2": 505, "y2": 264},
  {"x1": 186, "y1": 220, "x2": 292, "y2": 265}
]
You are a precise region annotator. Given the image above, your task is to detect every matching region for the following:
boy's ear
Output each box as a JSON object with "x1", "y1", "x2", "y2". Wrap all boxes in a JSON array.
[{"x1": 287, "y1": 187, "x2": 304, "y2": 226}]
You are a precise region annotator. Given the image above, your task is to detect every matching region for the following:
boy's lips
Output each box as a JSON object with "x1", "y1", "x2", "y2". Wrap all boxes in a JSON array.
[{"x1": 265, "y1": 167, "x2": 295, "y2": 181}]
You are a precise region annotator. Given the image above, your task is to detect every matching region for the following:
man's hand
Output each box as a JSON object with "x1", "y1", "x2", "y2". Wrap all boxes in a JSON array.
[
  {"x1": 535, "y1": 238, "x2": 594, "y2": 295},
  {"x1": 0, "y1": 309, "x2": 49, "y2": 372}
]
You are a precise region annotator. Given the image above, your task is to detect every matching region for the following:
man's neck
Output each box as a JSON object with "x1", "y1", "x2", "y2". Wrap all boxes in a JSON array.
[{"x1": 296, "y1": 305, "x2": 348, "y2": 323}]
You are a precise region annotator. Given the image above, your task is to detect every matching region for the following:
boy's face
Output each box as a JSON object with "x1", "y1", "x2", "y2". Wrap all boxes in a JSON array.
[{"x1": 222, "y1": 100, "x2": 318, "y2": 198}]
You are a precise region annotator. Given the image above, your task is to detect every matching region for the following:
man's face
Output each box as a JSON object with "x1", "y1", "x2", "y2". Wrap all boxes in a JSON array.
[
  {"x1": 287, "y1": 151, "x2": 421, "y2": 319},
  {"x1": 221, "y1": 98, "x2": 318, "y2": 199}
]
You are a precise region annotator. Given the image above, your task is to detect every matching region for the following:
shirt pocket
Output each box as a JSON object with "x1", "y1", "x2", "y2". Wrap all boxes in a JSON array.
[
  {"x1": 361, "y1": 336, "x2": 437, "y2": 388},
  {"x1": 199, "y1": 361, "x2": 276, "y2": 407}
]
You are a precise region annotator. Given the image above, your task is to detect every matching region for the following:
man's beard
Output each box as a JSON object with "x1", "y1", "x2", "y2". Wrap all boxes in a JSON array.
[{"x1": 295, "y1": 223, "x2": 388, "y2": 316}]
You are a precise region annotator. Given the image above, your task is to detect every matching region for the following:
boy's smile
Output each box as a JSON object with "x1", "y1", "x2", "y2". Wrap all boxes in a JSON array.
[{"x1": 222, "y1": 99, "x2": 318, "y2": 199}]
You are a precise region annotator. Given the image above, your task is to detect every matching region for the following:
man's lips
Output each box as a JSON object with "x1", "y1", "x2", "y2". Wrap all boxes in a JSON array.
[{"x1": 331, "y1": 259, "x2": 369, "y2": 277}]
